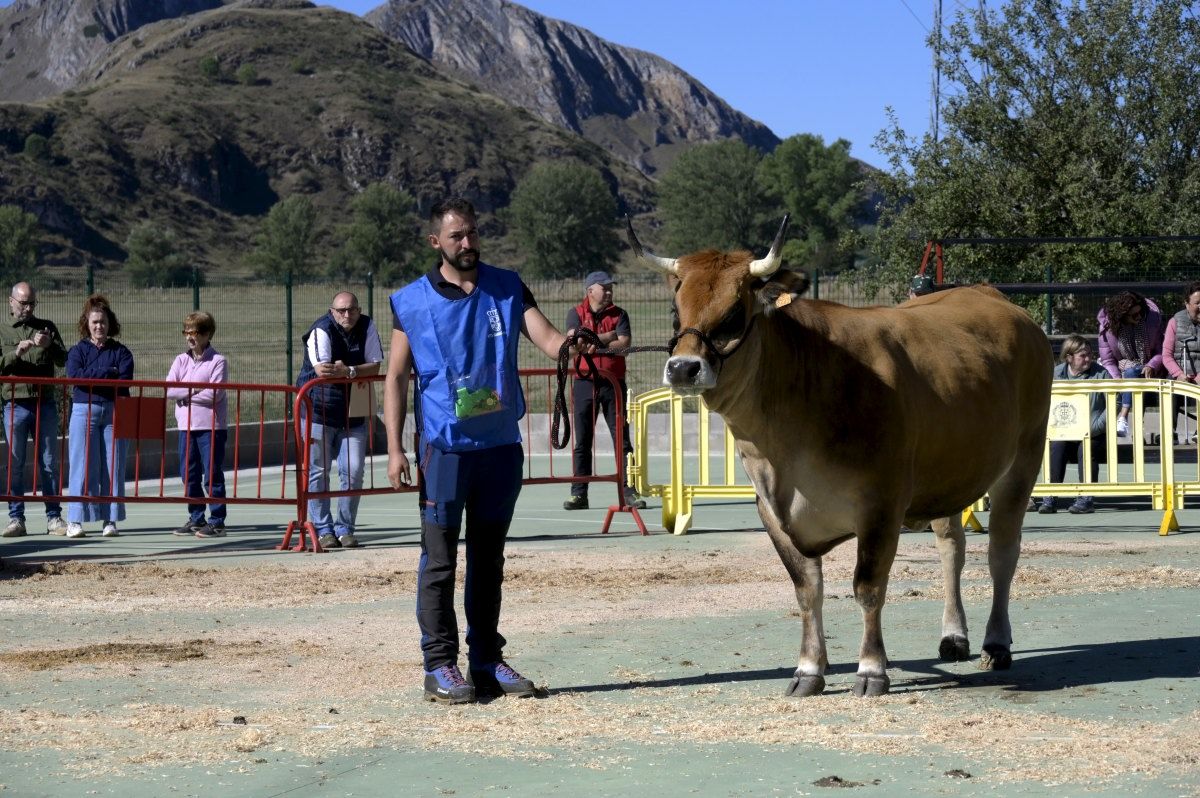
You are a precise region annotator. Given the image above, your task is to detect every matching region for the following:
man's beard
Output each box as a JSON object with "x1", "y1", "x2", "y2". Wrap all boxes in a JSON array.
[{"x1": 441, "y1": 247, "x2": 479, "y2": 271}]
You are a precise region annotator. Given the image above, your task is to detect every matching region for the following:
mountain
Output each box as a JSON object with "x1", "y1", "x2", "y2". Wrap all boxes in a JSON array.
[
  {"x1": 0, "y1": 0, "x2": 225, "y2": 102},
  {"x1": 0, "y1": 0, "x2": 654, "y2": 271},
  {"x1": 366, "y1": 0, "x2": 780, "y2": 176}
]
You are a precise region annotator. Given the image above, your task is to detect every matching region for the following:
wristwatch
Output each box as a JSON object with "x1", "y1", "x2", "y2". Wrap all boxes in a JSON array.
[{"x1": 348, "y1": 365, "x2": 357, "y2": 379}]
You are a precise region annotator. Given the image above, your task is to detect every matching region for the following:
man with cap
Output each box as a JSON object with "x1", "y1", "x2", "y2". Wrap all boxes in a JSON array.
[
  {"x1": 908, "y1": 274, "x2": 935, "y2": 299},
  {"x1": 562, "y1": 271, "x2": 645, "y2": 511}
]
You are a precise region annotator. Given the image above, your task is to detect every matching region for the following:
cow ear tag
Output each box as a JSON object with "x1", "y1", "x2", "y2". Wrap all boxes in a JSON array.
[{"x1": 774, "y1": 292, "x2": 795, "y2": 309}]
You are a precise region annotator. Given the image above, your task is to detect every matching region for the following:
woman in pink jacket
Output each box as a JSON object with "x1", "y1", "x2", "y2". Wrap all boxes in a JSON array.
[
  {"x1": 165, "y1": 311, "x2": 228, "y2": 539},
  {"x1": 1097, "y1": 290, "x2": 1165, "y2": 437}
]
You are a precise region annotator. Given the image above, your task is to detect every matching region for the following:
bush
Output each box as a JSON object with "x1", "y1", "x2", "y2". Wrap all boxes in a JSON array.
[
  {"x1": 23, "y1": 133, "x2": 49, "y2": 161},
  {"x1": 235, "y1": 64, "x2": 257, "y2": 86},
  {"x1": 199, "y1": 55, "x2": 220, "y2": 81},
  {"x1": 82, "y1": 24, "x2": 102, "y2": 38},
  {"x1": 0, "y1": 205, "x2": 39, "y2": 285}
]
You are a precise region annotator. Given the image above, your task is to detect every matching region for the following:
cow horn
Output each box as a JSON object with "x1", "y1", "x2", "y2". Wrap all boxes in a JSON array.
[
  {"x1": 625, "y1": 216, "x2": 678, "y2": 274},
  {"x1": 748, "y1": 214, "x2": 791, "y2": 277}
]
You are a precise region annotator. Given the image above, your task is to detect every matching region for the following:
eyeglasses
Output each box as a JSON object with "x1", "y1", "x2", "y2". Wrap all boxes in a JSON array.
[
  {"x1": 331, "y1": 306, "x2": 360, "y2": 315},
  {"x1": 10, "y1": 298, "x2": 35, "y2": 307},
  {"x1": 181, "y1": 329, "x2": 202, "y2": 336}
]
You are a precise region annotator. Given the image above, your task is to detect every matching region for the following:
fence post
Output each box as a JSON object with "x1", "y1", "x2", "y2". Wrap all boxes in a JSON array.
[
  {"x1": 1044, "y1": 263, "x2": 1053, "y2": 334},
  {"x1": 86, "y1": 262, "x2": 94, "y2": 295},
  {"x1": 812, "y1": 268, "x2": 820, "y2": 300},
  {"x1": 366, "y1": 270, "x2": 374, "y2": 320},
  {"x1": 192, "y1": 265, "x2": 200, "y2": 311},
  {"x1": 285, "y1": 270, "x2": 294, "y2": 393}
]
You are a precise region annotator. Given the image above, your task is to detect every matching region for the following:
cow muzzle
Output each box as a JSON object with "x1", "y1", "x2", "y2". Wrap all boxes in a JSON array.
[{"x1": 663, "y1": 355, "x2": 715, "y2": 394}]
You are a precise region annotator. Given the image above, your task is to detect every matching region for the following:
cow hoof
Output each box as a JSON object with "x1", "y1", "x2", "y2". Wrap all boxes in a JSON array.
[
  {"x1": 852, "y1": 674, "x2": 890, "y2": 697},
  {"x1": 939, "y1": 634, "x2": 971, "y2": 662},
  {"x1": 784, "y1": 674, "x2": 825, "y2": 697},
  {"x1": 979, "y1": 644, "x2": 1013, "y2": 671}
]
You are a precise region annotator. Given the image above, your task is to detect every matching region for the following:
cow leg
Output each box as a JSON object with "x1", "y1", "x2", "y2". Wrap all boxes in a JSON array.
[
  {"x1": 760, "y1": 510, "x2": 827, "y2": 697},
  {"x1": 980, "y1": 452, "x2": 1038, "y2": 671},
  {"x1": 929, "y1": 515, "x2": 969, "y2": 661},
  {"x1": 852, "y1": 530, "x2": 898, "y2": 696}
]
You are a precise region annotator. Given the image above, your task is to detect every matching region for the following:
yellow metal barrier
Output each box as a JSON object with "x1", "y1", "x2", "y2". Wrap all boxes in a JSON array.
[{"x1": 628, "y1": 379, "x2": 1200, "y2": 536}]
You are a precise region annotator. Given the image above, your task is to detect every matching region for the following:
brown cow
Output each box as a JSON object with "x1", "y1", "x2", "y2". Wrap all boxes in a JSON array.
[{"x1": 628, "y1": 216, "x2": 1052, "y2": 697}]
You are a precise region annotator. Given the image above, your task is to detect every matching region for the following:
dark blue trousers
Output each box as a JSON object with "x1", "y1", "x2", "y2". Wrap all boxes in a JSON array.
[
  {"x1": 179, "y1": 430, "x2": 226, "y2": 525},
  {"x1": 416, "y1": 443, "x2": 523, "y2": 671}
]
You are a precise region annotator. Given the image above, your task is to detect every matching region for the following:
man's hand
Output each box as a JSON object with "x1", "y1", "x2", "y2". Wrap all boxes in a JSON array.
[
  {"x1": 30, "y1": 330, "x2": 49, "y2": 348},
  {"x1": 314, "y1": 360, "x2": 345, "y2": 378},
  {"x1": 14, "y1": 340, "x2": 33, "y2": 357},
  {"x1": 387, "y1": 450, "x2": 411, "y2": 489}
]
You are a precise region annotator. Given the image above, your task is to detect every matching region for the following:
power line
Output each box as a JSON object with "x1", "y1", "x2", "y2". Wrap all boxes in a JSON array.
[{"x1": 897, "y1": 0, "x2": 929, "y2": 32}]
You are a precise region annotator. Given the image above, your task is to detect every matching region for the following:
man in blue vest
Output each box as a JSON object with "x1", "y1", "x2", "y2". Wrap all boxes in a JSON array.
[
  {"x1": 297, "y1": 291, "x2": 383, "y2": 550},
  {"x1": 384, "y1": 197, "x2": 571, "y2": 705}
]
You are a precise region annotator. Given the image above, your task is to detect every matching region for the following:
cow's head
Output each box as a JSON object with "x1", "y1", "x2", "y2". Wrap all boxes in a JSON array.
[{"x1": 627, "y1": 215, "x2": 808, "y2": 395}]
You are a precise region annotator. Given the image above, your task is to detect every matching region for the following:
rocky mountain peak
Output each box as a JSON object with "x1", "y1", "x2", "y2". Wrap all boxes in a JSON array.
[
  {"x1": 0, "y1": 0, "x2": 225, "y2": 101},
  {"x1": 366, "y1": 0, "x2": 779, "y2": 175}
]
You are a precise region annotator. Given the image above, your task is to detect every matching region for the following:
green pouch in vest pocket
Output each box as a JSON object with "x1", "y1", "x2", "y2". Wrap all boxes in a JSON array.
[{"x1": 450, "y1": 373, "x2": 504, "y2": 419}]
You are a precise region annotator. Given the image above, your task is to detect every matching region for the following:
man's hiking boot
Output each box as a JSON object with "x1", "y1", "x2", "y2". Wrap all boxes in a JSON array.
[
  {"x1": 624, "y1": 489, "x2": 647, "y2": 509},
  {"x1": 423, "y1": 664, "x2": 475, "y2": 704},
  {"x1": 562, "y1": 495, "x2": 588, "y2": 511},
  {"x1": 174, "y1": 521, "x2": 204, "y2": 537},
  {"x1": 318, "y1": 533, "x2": 340, "y2": 550},
  {"x1": 468, "y1": 660, "x2": 536, "y2": 698}
]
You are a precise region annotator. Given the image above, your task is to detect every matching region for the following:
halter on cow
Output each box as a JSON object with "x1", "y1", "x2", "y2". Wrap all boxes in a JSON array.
[{"x1": 628, "y1": 216, "x2": 1052, "y2": 697}]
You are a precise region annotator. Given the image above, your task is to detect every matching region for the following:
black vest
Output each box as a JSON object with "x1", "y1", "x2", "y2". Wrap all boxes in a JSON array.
[{"x1": 297, "y1": 313, "x2": 371, "y2": 423}]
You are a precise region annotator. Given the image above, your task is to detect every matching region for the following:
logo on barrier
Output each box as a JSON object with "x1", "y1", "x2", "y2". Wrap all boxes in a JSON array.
[{"x1": 1047, "y1": 394, "x2": 1090, "y2": 440}]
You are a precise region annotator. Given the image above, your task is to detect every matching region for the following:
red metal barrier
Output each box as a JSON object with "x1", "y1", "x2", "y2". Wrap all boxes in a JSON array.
[
  {"x1": 285, "y1": 368, "x2": 647, "y2": 553},
  {"x1": 0, "y1": 375, "x2": 300, "y2": 528}
]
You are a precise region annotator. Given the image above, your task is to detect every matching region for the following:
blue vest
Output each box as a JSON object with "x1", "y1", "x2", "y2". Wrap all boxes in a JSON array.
[
  {"x1": 391, "y1": 263, "x2": 526, "y2": 452},
  {"x1": 297, "y1": 313, "x2": 372, "y2": 424}
]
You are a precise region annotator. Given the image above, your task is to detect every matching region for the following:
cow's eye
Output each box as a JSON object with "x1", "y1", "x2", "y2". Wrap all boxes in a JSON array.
[{"x1": 711, "y1": 308, "x2": 744, "y2": 342}]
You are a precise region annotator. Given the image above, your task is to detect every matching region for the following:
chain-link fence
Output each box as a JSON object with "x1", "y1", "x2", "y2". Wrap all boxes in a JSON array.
[{"x1": 26, "y1": 266, "x2": 1198, "y2": 407}]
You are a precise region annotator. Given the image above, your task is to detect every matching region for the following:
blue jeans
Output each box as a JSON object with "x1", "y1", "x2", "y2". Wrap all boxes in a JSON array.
[
  {"x1": 306, "y1": 421, "x2": 366, "y2": 537},
  {"x1": 67, "y1": 402, "x2": 127, "y2": 523},
  {"x1": 1, "y1": 399, "x2": 62, "y2": 521},
  {"x1": 179, "y1": 430, "x2": 226, "y2": 526},
  {"x1": 416, "y1": 443, "x2": 524, "y2": 670},
  {"x1": 1119, "y1": 365, "x2": 1144, "y2": 410}
]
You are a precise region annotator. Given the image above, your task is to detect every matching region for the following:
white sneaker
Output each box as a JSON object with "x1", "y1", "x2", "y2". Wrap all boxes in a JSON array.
[
  {"x1": 46, "y1": 517, "x2": 69, "y2": 535},
  {"x1": 1116, "y1": 417, "x2": 1129, "y2": 437},
  {"x1": 101, "y1": 523, "x2": 119, "y2": 538},
  {"x1": 1, "y1": 518, "x2": 26, "y2": 537},
  {"x1": 65, "y1": 522, "x2": 86, "y2": 538}
]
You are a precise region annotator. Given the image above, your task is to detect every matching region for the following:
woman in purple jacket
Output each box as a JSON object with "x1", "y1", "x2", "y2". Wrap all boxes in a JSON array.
[
  {"x1": 166, "y1": 311, "x2": 228, "y2": 539},
  {"x1": 64, "y1": 295, "x2": 134, "y2": 539},
  {"x1": 1097, "y1": 290, "x2": 1165, "y2": 437}
]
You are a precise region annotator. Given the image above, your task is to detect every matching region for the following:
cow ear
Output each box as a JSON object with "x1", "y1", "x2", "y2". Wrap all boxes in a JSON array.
[{"x1": 754, "y1": 269, "x2": 810, "y2": 314}]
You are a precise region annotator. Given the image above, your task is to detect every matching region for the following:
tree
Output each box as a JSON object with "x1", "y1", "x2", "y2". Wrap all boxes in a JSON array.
[
  {"x1": 657, "y1": 140, "x2": 769, "y2": 253},
  {"x1": 23, "y1": 133, "x2": 49, "y2": 161},
  {"x1": 248, "y1": 195, "x2": 319, "y2": 283},
  {"x1": 334, "y1": 183, "x2": 424, "y2": 284},
  {"x1": 0, "y1": 205, "x2": 39, "y2": 284},
  {"x1": 505, "y1": 162, "x2": 620, "y2": 278},
  {"x1": 757, "y1": 134, "x2": 863, "y2": 271},
  {"x1": 125, "y1": 222, "x2": 196, "y2": 288},
  {"x1": 872, "y1": 0, "x2": 1200, "y2": 292}
]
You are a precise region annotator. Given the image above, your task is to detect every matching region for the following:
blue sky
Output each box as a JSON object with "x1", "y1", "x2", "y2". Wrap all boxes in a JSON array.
[
  {"x1": 0, "y1": 0, "x2": 938, "y2": 167},
  {"x1": 321, "y1": 0, "x2": 940, "y2": 167}
]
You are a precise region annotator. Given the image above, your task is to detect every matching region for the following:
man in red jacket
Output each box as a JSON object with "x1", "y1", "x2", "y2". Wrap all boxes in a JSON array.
[{"x1": 563, "y1": 271, "x2": 645, "y2": 510}]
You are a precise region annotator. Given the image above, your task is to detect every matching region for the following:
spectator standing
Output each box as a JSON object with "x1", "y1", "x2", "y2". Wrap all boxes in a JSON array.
[
  {"x1": 0, "y1": 282, "x2": 68, "y2": 537},
  {"x1": 64, "y1": 295, "x2": 133, "y2": 538},
  {"x1": 384, "y1": 197, "x2": 569, "y2": 704},
  {"x1": 1097, "y1": 290, "x2": 1164, "y2": 437},
  {"x1": 166, "y1": 312, "x2": 229, "y2": 539},
  {"x1": 562, "y1": 271, "x2": 645, "y2": 511},
  {"x1": 1038, "y1": 334, "x2": 1108, "y2": 515},
  {"x1": 297, "y1": 291, "x2": 382, "y2": 550}
]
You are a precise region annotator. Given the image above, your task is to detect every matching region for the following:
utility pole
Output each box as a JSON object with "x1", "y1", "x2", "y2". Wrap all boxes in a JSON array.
[{"x1": 931, "y1": 0, "x2": 942, "y2": 146}]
